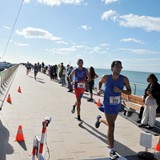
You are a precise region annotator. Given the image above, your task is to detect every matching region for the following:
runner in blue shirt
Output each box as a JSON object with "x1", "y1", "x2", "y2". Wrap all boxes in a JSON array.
[{"x1": 95, "y1": 60, "x2": 131, "y2": 159}]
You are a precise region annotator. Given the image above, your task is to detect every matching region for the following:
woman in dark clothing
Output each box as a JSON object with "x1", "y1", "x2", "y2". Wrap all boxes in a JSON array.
[
  {"x1": 138, "y1": 74, "x2": 160, "y2": 129},
  {"x1": 87, "y1": 66, "x2": 99, "y2": 102}
]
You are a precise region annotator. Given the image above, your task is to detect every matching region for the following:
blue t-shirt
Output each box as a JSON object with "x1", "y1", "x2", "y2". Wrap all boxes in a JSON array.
[
  {"x1": 103, "y1": 74, "x2": 124, "y2": 109},
  {"x1": 74, "y1": 68, "x2": 87, "y2": 88}
]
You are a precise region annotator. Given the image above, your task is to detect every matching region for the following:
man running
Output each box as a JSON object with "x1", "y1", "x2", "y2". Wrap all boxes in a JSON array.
[
  {"x1": 26, "y1": 61, "x2": 31, "y2": 75},
  {"x1": 95, "y1": 60, "x2": 131, "y2": 159},
  {"x1": 34, "y1": 63, "x2": 38, "y2": 80},
  {"x1": 69, "y1": 59, "x2": 90, "y2": 122}
]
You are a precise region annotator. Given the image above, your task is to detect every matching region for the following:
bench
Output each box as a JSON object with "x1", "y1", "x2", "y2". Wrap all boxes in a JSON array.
[{"x1": 121, "y1": 93, "x2": 160, "y2": 117}]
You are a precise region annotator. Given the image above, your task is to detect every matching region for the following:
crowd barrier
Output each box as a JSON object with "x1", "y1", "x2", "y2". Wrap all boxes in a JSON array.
[{"x1": 0, "y1": 64, "x2": 19, "y2": 87}]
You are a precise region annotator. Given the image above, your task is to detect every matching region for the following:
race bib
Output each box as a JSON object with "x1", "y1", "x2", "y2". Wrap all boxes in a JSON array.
[
  {"x1": 109, "y1": 96, "x2": 120, "y2": 105},
  {"x1": 77, "y1": 82, "x2": 85, "y2": 88}
]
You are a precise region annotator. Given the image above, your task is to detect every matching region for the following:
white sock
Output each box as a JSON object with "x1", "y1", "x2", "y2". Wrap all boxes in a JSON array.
[{"x1": 110, "y1": 148, "x2": 115, "y2": 153}]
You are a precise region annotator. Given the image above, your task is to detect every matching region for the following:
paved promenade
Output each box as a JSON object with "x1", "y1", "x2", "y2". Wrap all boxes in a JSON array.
[{"x1": 0, "y1": 65, "x2": 159, "y2": 160}]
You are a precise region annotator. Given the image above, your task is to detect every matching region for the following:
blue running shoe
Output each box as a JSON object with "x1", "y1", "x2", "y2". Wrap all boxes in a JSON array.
[
  {"x1": 95, "y1": 115, "x2": 102, "y2": 128},
  {"x1": 71, "y1": 105, "x2": 75, "y2": 114}
]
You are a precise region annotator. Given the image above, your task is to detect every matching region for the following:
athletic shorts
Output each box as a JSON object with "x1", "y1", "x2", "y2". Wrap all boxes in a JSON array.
[
  {"x1": 98, "y1": 104, "x2": 121, "y2": 115},
  {"x1": 74, "y1": 88, "x2": 85, "y2": 99}
]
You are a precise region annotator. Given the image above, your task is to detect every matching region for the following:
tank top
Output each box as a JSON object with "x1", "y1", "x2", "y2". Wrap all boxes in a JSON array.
[
  {"x1": 103, "y1": 74, "x2": 124, "y2": 108},
  {"x1": 74, "y1": 68, "x2": 87, "y2": 88}
]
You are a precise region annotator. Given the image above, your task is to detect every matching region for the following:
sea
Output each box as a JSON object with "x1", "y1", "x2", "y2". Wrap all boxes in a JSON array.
[{"x1": 93, "y1": 68, "x2": 160, "y2": 97}]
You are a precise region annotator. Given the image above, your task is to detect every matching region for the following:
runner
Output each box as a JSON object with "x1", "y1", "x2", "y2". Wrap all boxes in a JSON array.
[
  {"x1": 95, "y1": 60, "x2": 131, "y2": 159},
  {"x1": 26, "y1": 61, "x2": 30, "y2": 75},
  {"x1": 33, "y1": 63, "x2": 38, "y2": 80},
  {"x1": 69, "y1": 59, "x2": 90, "y2": 122}
]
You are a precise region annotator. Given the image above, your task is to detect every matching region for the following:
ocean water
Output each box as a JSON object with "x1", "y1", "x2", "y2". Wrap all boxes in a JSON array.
[{"x1": 93, "y1": 68, "x2": 160, "y2": 97}]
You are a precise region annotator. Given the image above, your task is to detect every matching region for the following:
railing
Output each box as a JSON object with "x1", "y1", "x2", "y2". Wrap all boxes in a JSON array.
[
  {"x1": 94, "y1": 81, "x2": 147, "y2": 97},
  {"x1": 0, "y1": 64, "x2": 19, "y2": 87},
  {"x1": 130, "y1": 82, "x2": 147, "y2": 96}
]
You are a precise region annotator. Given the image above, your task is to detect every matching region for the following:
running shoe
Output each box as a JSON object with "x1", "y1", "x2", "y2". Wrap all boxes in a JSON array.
[
  {"x1": 95, "y1": 115, "x2": 101, "y2": 128},
  {"x1": 109, "y1": 150, "x2": 119, "y2": 159},
  {"x1": 71, "y1": 105, "x2": 75, "y2": 114},
  {"x1": 138, "y1": 124, "x2": 147, "y2": 128},
  {"x1": 87, "y1": 98, "x2": 93, "y2": 102},
  {"x1": 77, "y1": 115, "x2": 81, "y2": 121},
  {"x1": 77, "y1": 116, "x2": 83, "y2": 126}
]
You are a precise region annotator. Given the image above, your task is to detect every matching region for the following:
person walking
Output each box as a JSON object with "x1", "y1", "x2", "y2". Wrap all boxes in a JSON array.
[
  {"x1": 61, "y1": 66, "x2": 66, "y2": 86},
  {"x1": 95, "y1": 60, "x2": 131, "y2": 159},
  {"x1": 69, "y1": 59, "x2": 90, "y2": 122},
  {"x1": 58, "y1": 63, "x2": 63, "y2": 83},
  {"x1": 138, "y1": 74, "x2": 160, "y2": 129},
  {"x1": 67, "y1": 66, "x2": 74, "y2": 92},
  {"x1": 33, "y1": 63, "x2": 38, "y2": 80},
  {"x1": 26, "y1": 61, "x2": 31, "y2": 75},
  {"x1": 87, "y1": 66, "x2": 99, "y2": 102}
]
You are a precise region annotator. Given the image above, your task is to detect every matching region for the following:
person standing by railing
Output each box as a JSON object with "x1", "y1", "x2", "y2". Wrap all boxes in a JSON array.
[
  {"x1": 95, "y1": 60, "x2": 131, "y2": 159},
  {"x1": 87, "y1": 66, "x2": 99, "y2": 102},
  {"x1": 67, "y1": 66, "x2": 74, "y2": 92},
  {"x1": 138, "y1": 74, "x2": 160, "y2": 129}
]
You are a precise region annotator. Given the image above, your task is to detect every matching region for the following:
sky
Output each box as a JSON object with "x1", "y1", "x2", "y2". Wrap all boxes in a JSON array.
[{"x1": 0, "y1": 0, "x2": 160, "y2": 73}]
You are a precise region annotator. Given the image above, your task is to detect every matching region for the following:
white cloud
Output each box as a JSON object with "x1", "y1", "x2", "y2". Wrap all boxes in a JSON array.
[
  {"x1": 14, "y1": 42, "x2": 29, "y2": 47},
  {"x1": 56, "y1": 41, "x2": 68, "y2": 45},
  {"x1": 119, "y1": 14, "x2": 160, "y2": 32},
  {"x1": 24, "y1": 0, "x2": 30, "y2": 3},
  {"x1": 45, "y1": 43, "x2": 109, "y2": 55},
  {"x1": 120, "y1": 38, "x2": 144, "y2": 44},
  {"x1": 119, "y1": 48, "x2": 160, "y2": 55},
  {"x1": 102, "y1": 0, "x2": 119, "y2": 5},
  {"x1": 37, "y1": 0, "x2": 85, "y2": 6},
  {"x1": 100, "y1": 43, "x2": 110, "y2": 47},
  {"x1": 45, "y1": 44, "x2": 86, "y2": 55},
  {"x1": 3, "y1": 26, "x2": 11, "y2": 30},
  {"x1": 81, "y1": 25, "x2": 91, "y2": 30},
  {"x1": 101, "y1": 10, "x2": 160, "y2": 32},
  {"x1": 89, "y1": 44, "x2": 109, "y2": 54},
  {"x1": 101, "y1": 10, "x2": 117, "y2": 20},
  {"x1": 16, "y1": 27, "x2": 61, "y2": 41}
]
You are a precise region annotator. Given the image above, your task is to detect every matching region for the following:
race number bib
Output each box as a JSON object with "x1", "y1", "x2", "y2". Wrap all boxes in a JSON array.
[
  {"x1": 109, "y1": 96, "x2": 120, "y2": 105},
  {"x1": 77, "y1": 82, "x2": 85, "y2": 88}
]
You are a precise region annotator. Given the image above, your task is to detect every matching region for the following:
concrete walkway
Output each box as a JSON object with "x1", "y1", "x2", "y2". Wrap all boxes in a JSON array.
[{"x1": 0, "y1": 65, "x2": 159, "y2": 160}]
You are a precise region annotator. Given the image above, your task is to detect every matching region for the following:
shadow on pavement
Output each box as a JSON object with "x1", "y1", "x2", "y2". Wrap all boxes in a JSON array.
[
  {"x1": 0, "y1": 120, "x2": 14, "y2": 160},
  {"x1": 80, "y1": 120, "x2": 138, "y2": 160},
  {"x1": 119, "y1": 110, "x2": 160, "y2": 136},
  {"x1": 28, "y1": 75, "x2": 43, "y2": 80},
  {"x1": 28, "y1": 76, "x2": 45, "y2": 83},
  {"x1": 82, "y1": 155, "x2": 139, "y2": 160},
  {"x1": 36, "y1": 80, "x2": 45, "y2": 84},
  {"x1": 17, "y1": 141, "x2": 27, "y2": 151}
]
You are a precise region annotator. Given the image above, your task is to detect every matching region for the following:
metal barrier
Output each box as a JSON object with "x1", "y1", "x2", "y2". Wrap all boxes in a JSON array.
[
  {"x1": 0, "y1": 64, "x2": 19, "y2": 87},
  {"x1": 130, "y1": 82, "x2": 147, "y2": 96},
  {"x1": 32, "y1": 116, "x2": 52, "y2": 160}
]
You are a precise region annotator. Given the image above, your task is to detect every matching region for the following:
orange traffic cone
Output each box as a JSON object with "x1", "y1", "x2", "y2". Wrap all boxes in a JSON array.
[
  {"x1": 18, "y1": 86, "x2": 21, "y2": 93},
  {"x1": 97, "y1": 98, "x2": 102, "y2": 107},
  {"x1": 7, "y1": 94, "x2": 12, "y2": 103},
  {"x1": 154, "y1": 137, "x2": 160, "y2": 152},
  {"x1": 15, "y1": 125, "x2": 25, "y2": 142}
]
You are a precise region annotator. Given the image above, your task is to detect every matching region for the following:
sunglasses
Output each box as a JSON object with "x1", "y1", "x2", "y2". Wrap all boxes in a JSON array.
[{"x1": 114, "y1": 65, "x2": 123, "y2": 69}]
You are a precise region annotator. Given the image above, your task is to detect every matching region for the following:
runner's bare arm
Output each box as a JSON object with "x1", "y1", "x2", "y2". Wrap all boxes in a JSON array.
[
  {"x1": 69, "y1": 69, "x2": 76, "y2": 82},
  {"x1": 85, "y1": 69, "x2": 90, "y2": 82},
  {"x1": 123, "y1": 76, "x2": 131, "y2": 95},
  {"x1": 97, "y1": 75, "x2": 108, "y2": 95}
]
